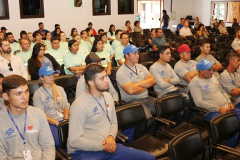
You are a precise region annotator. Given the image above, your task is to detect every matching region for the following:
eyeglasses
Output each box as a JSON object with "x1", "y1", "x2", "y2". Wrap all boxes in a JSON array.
[{"x1": 8, "y1": 63, "x2": 13, "y2": 71}]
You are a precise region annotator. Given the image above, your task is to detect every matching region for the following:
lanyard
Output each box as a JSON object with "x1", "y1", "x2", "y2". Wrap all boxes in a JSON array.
[
  {"x1": 125, "y1": 64, "x2": 138, "y2": 76},
  {"x1": 227, "y1": 69, "x2": 235, "y2": 85},
  {"x1": 42, "y1": 86, "x2": 54, "y2": 100},
  {"x1": 7, "y1": 109, "x2": 27, "y2": 148},
  {"x1": 89, "y1": 91, "x2": 110, "y2": 123}
]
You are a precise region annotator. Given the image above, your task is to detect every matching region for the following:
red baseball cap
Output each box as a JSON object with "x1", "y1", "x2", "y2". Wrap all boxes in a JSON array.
[{"x1": 177, "y1": 44, "x2": 193, "y2": 53}]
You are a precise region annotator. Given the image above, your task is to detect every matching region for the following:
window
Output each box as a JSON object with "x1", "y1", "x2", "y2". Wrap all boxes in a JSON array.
[
  {"x1": 0, "y1": 0, "x2": 9, "y2": 20},
  {"x1": 211, "y1": 2, "x2": 227, "y2": 24},
  {"x1": 92, "y1": 0, "x2": 111, "y2": 16},
  {"x1": 19, "y1": 0, "x2": 44, "y2": 19},
  {"x1": 118, "y1": 0, "x2": 134, "y2": 14}
]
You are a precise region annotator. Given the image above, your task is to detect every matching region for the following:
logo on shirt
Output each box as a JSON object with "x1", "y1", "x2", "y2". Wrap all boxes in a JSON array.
[
  {"x1": 160, "y1": 70, "x2": 165, "y2": 76},
  {"x1": 28, "y1": 126, "x2": 33, "y2": 130},
  {"x1": 45, "y1": 96, "x2": 51, "y2": 102},
  {"x1": 186, "y1": 67, "x2": 191, "y2": 71},
  {"x1": 0, "y1": 106, "x2": 2, "y2": 111},
  {"x1": 5, "y1": 127, "x2": 16, "y2": 139},
  {"x1": 204, "y1": 84, "x2": 210, "y2": 90},
  {"x1": 93, "y1": 106, "x2": 100, "y2": 115},
  {"x1": 215, "y1": 83, "x2": 218, "y2": 86},
  {"x1": 129, "y1": 72, "x2": 134, "y2": 78}
]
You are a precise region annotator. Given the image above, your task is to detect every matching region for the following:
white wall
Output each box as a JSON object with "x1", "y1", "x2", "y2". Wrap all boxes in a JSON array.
[{"x1": 1, "y1": 0, "x2": 138, "y2": 39}]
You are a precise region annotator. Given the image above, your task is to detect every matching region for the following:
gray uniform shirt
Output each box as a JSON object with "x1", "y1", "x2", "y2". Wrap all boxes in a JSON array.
[
  {"x1": 75, "y1": 75, "x2": 119, "y2": 102},
  {"x1": 174, "y1": 60, "x2": 197, "y2": 86},
  {"x1": 149, "y1": 62, "x2": 179, "y2": 97},
  {"x1": 189, "y1": 75, "x2": 231, "y2": 112},
  {"x1": 231, "y1": 38, "x2": 240, "y2": 52},
  {"x1": 116, "y1": 64, "x2": 149, "y2": 102},
  {"x1": 67, "y1": 92, "x2": 117, "y2": 153},
  {"x1": 196, "y1": 55, "x2": 220, "y2": 78},
  {"x1": 33, "y1": 86, "x2": 70, "y2": 121},
  {"x1": 220, "y1": 69, "x2": 240, "y2": 105},
  {"x1": 0, "y1": 106, "x2": 55, "y2": 160},
  {"x1": 0, "y1": 98, "x2": 5, "y2": 111}
]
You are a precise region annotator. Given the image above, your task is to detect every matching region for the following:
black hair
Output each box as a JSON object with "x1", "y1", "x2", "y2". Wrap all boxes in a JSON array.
[
  {"x1": 80, "y1": 30, "x2": 87, "y2": 35},
  {"x1": 84, "y1": 64, "x2": 105, "y2": 87},
  {"x1": 162, "y1": 10, "x2": 167, "y2": 14},
  {"x1": 200, "y1": 39, "x2": 210, "y2": 47},
  {"x1": 108, "y1": 24, "x2": 115, "y2": 36},
  {"x1": 88, "y1": 22, "x2": 93, "y2": 26},
  {"x1": 33, "y1": 31, "x2": 41, "y2": 38},
  {"x1": 55, "y1": 24, "x2": 60, "y2": 28},
  {"x1": 125, "y1": 20, "x2": 130, "y2": 26},
  {"x1": 158, "y1": 45, "x2": 170, "y2": 55},
  {"x1": 155, "y1": 28, "x2": 162, "y2": 33},
  {"x1": 115, "y1": 29, "x2": 122, "y2": 36},
  {"x1": 70, "y1": 28, "x2": 77, "y2": 36},
  {"x1": 50, "y1": 36, "x2": 60, "y2": 43},
  {"x1": 226, "y1": 52, "x2": 240, "y2": 66},
  {"x1": 120, "y1": 33, "x2": 129, "y2": 39},
  {"x1": 53, "y1": 28, "x2": 61, "y2": 37},
  {"x1": 0, "y1": 73, "x2": 4, "y2": 79},
  {"x1": 99, "y1": 33, "x2": 107, "y2": 40},
  {"x1": 6, "y1": 32, "x2": 13, "y2": 37},
  {"x1": 219, "y1": 20, "x2": 223, "y2": 24},
  {"x1": 30, "y1": 43, "x2": 45, "y2": 68},
  {"x1": 20, "y1": 30, "x2": 27, "y2": 39},
  {"x1": 98, "y1": 29, "x2": 104, "y2": 34},
  {"x1": 91, "y1": 39, "x2": 103, "y2": 52},
  {"x1": 38, "y1": 22, "x2": 43, "y2": 26},
  {"x1": 0, "y1": 39, "x2": 8, "y2": 47},
  {"x1": 197, "y1": 24, "x2": 204, "y2": 31},
  {"x1": 68, "y1": 39, "x2": 77, "y2": 50},
  {"x1": 134, "y1": 21, "x2": 139, "y2": 26}
]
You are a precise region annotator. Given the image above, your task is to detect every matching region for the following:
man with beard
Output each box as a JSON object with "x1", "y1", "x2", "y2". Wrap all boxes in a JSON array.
[
  {"x1": 220, "y1": 52, "x2": 240, "y2": 109},
  {"x1": 231, "y1": 28, "x2": 240, "y2": 54},
  {"x1": 67, "y1": 64, "x2": 155, "y2": 160},
  {"x1": 0, "y1": 40, "x2": 28, "y2": 80},
  {"x1": 6, "y1": 32, "x2": 20, "y2": 53}
]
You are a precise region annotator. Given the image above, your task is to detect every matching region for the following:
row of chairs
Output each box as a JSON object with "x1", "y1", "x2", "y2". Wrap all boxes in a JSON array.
[{"x1": 56, "y1": 93, "x2": 240, "y2": 160}]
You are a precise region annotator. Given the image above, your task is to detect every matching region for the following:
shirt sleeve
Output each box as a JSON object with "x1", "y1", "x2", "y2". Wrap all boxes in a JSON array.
[
  {"x1": 17, "y1": 57, "x2": 28, "y2": 80},
  {"x1": 108, "y1": 77, "x2": 119, "y2": 102},
  {"x1": 168, "y1": 65, "x2": 180, "y2": 85},
  {"x1": 38, "y1": 109, "x2": 55, "y2": 159},
  {"x1": 33, "y1": 89, "x2": 45, "y2": 112},
  {"x1": 149, "y1": 66, "x2": 171, "y2": 89},
  {"x1": 116, "y1": 69, "x2": 131, "y2": 86},
  {"x1": 115, "y1": 47, "x2": 123, "y2": 61},
  {"x1": 152, "y1": 38, "x2": 157, "y2": 46},
  {"x1": 189, "y1": 78, "x2": 220, "y2": 112},
  {"x1": 0, "y1": 138, "x2": 7, "y2": 160},
  {"x1": 220, "y1": 72, "x2": 237, "y2": 93},
  {"x1": 174, "y1": 63, "x2": 189, "y2": 78},
  {"x1": 63, "y1": 54, "x2": 73, "y2": 68},
  {"x1": 140, "y1": 65, "x2": 149, "y2": 77},
  {"x1": 231, "y1": 40, "x2": 240, "y2": 51},
  {"x1": 75, "y1": 77, "x2": 87, "y2": 98},
  {"x1": 59, "y1": 86, "x2": 70, "y2": 109},
  {"x1": 179, "y1": 28, "x2": 184, "y2": 35}
]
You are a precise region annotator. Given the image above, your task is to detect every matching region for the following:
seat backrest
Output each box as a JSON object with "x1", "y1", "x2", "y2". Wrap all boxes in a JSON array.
[
  {"x1": 169, "y1": 129, "x2": 205, "y2": 160},
  {"x1": 219, "y1": 48, "x2": 230, "y2": 57},
  {"x1": 28, "y1": 80, "x2": 40, "y2": 97},
  {"x1": 58, "y1": 120, "x2": 69, "y2": 149},
  {"x1": 210, "y1": 112, "x2": 240, "y2": 144},
  {"x1": 54, "y1": 75, "x2": 77, "y2": 90},
  {"x1": 155, "y1": 94, "x2": 184, "y2": 118},
  {"x1": 116, "y1": 103, "x2": 147, "y2": 131},
  {"x1": 109, "y1": 66, "x2": 120, "y2": 82},
  {"x1": 60, "y1": 64, "x2": 66, "y2": 76},
  {"x1": 139, "y1": 61, "x2": 154, "y2": 70},
  {"x1": 139, "y1": 52, "x2": 150, "y2": 62}
]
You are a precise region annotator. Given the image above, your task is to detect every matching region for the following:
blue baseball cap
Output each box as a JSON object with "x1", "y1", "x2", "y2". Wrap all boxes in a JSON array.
[
  {"x1": 39, "y1": 66, "x2": 60, "y2": 77},
  {"x1": 196, "y1": 60, "x2": 214, "y2": 71},
  {"x1": 123, "y1": 44, "x2": 141, "y2": 55}
]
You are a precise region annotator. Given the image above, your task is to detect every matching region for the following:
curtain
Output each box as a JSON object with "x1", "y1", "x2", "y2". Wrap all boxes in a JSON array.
[{"x1": 227, "y1": 2, "x2": 240, "y2": 22}]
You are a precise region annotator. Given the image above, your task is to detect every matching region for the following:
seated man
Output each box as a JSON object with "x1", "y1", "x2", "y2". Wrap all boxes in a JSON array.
[
  {"x1": 76, "y1": 53, "x2": 119, "y2": 104},
  {"x1": 218, "y1": 20, "x2": 229, "y2": 36},
  {"x1": 0, "y1": 75, "x2": 55, "y2": 159},
  {"x1": 176, "y1": 18, "x2": 184, "y2": 36},
  {"x1": 179, "y1": 21, "x2": 196, "y2": 39},
  {"x1": 174, "y1": 44, "x2": 198, "y2": 94},
  {"x1": 0, "y1": 73, "x2": 4, "y2": 108},
  {"x1": 116, "y1": 44, "x2": 157, "y2": 115},
  {"x1": 67, "y1": 64, "x2": 155, "y2": 160},
  {"x1": 115, "y1": 33, "x2": 129, "y2": 66},
  {"x1": 231, "y1": 28, "x2": 240, "y2": 54},
  {"x1": 149, "y1": 45, "x2": 190, "y2": 107},
  {"x1": 80, "y1": 30, "x2": 92, "y2": 51},
  {"x1": 189, "y1": 59, "x2": 240, "y2": 148},
  {"x1": 196, "y1": 39, "x2": 222, "y2": 78},
  {"x1": 0, "y1": 39, "x2": 28, "y2": 80},
  {"x1": 15, "y1": 38, "x2": 32, "y2": 68},
  {"x1": 220, "y1": 53, "x2": 240, "y2": 109},
  {"x1": 111, "y1": 29, "x2": 122, "y2": 51},
  {"x1": 47, "y1": 36, "x2": 68, "y2": 65},
  {"x1": 6, "y1": 32, "x2": 20, "y2": 53}
]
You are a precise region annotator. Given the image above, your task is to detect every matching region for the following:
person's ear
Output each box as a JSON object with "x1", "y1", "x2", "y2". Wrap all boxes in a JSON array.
[
  {"x1": 2, "y1": 92, "x2": 9, "y2": 101},
  {"x1": 88, "y1": 80, "x2": 95, "y2": 88}
]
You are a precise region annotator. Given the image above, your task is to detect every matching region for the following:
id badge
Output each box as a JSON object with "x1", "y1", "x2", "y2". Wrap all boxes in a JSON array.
[
  {"x1": 23, "y1": 150, "x2": 32, "y2": 160},
  {"x1": 57, "y1": 111, "x2": 64, "y2": 118}
]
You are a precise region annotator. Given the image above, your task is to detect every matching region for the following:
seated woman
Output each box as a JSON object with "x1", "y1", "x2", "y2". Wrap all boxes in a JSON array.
[
  {"x1": 147, "y1": 29, "x2": 156, "y2": 49},
  {"x1": 69, "y1": 28, "x2": 78, "y2": 40},
  {"x1": 122, "y1": 20, "x2": 132, "y2": 34},
  {"x1": 86, "y1": 27, "x2": 95, "y2": 46},
  {"x1": 133, "y1": 21, "x2": 143, "y2": 34},
  {"x1": 91, "y1": 39, "x2": 111, "y2": 75},
  {"x1": 28, "y1": 43, "x2": 60, "y2": 80},
  {"x1": 33, "y1": 66, "x2": 70, "y2": 148},
  {"x1": 45, "y1": 31, "x2": 52, "y2": 50},
  {"x1": 63, "y1": 40, "x2": 86, "y2": 79},
  {"x1": 107, "y1": 24, "x2": 116, "y2": 42},
  {"x1": 100, "y1": 33, "x2": 114, "y2": 60},
  {"x1": 196, "y1": 24, "x2": 209, "y2": 39}
]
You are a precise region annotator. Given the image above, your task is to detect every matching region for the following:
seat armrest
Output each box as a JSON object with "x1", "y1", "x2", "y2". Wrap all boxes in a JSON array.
[
  {"x1": 189, "y1": 106, "x2": 208, "y2": 114},
  {"x1": 154, "y1": 117, "x2": 176, "y2": 126},
  {"x1": 212, "y1": 145, "x2": 240, "y2": 157},
  {"x1": 56, "y1": 150, "x2": 67, "y2": 160},
  {"x1": 175, "y1": 84, "x2": 187, "y2": 88},
  {"x1": 117, "y1": 131, "x2": 129, "y2": 143},
  {"x1": 58, "y1": 148, "x2": 72, "y2": 160}
]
